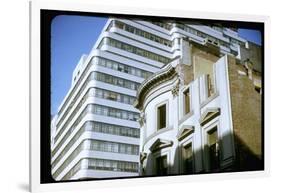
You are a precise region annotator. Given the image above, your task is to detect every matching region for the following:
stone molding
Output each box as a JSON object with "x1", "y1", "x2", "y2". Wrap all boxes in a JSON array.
[
  {"x1": 149, "y1": 138, "x2": 173, "y2": 153},
  {"x1": 199, "y1": 107, "x2": 220, "y2": 126}
]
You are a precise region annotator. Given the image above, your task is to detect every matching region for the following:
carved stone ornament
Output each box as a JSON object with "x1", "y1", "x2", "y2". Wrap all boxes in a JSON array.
[
  {"x1": 140, "y1": 152, "x2": 147, "y2": 164},
  {"x1": 138, "y1": 112, "x2": 146, "y2": 126},
  {"x1": 149, "y1": 138, "x2": 173, "y2": 153},
  {"x1": 171, "y1": 80, "x2": 180, "y2": 97},
  {"x1": 199, "y1": 108, "x2": 220, "y2": 126}
]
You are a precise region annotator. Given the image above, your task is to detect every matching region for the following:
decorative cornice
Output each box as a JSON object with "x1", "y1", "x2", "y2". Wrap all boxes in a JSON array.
[
  {"x1": 134, "y1": 58, "x2": 180, "y2": 110},
  {"x1": 171, "y1": 80, "x2": 180, "y2": 97},
  {"x1": 149, "y1": 138, "x2": 173, "y2": 153},
  {"x1": 138, "y1": 112, "x2": 146, "y2": 127},
  {"x1": 177, "y1": 125, "x2": 194, "y2": 141},
  {"x1": 143, "y1": 126, "x2": 173, "y2": 147},
  {"x1": 140, "y1": 152, "x2": 147, "y2": 164},
  {"x1": 199, "y1": 107, "x2": 220, "y2": 126}
]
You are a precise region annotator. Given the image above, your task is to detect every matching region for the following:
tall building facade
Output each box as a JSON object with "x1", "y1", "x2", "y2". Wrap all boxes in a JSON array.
[
  {"x1": 51, "y1": 17, "x2": 260, "y2": 180},
  {"x1": 134, "y1": 30, "x2": 262, "y2": 176}
]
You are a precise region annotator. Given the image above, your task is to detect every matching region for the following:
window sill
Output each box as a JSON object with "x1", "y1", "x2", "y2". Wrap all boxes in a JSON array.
[
  {"x1": 179, "y1": 111, "x2": 194, "y2": 125},
  {"x1": 143, "y1": 126, "x2": 173, "y2": 147},
  {"x1": 200, "y1": 92, "x2": 219, "y2": 108}
]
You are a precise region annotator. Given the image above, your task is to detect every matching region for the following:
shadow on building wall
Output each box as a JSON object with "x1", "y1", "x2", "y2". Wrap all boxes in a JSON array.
[
  {"x1": 233, "y1": 133, "x2": 263, "y2": 172},
  {"x1": 142, "y1": 131, "x2": 263, "y2": 177}
]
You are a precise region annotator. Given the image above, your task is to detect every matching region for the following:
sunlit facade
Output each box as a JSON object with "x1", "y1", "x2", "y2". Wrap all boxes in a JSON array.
[
  {"x1": 51, "y1": 18, "x2": 262, "y2": 180},
  {"x1": 134, "y1": 31, "x2": 262, "y2": 175}
]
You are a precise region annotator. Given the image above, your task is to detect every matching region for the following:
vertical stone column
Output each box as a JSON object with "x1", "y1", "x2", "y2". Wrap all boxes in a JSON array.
[
  {"x1": 180, "y1": 38, "x2": 192, "y2": 66},
  {"x1": 171, "y1": 80, "x2": 180, "y2": 174},
  {"x1": 192, "y1": 79, "x2": 205, "y2": 173}
]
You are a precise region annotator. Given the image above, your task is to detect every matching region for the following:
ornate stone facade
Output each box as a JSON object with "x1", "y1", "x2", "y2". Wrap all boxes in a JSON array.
[{"x1": 134, "y1": 41, "x2": 262, "y2": 176}]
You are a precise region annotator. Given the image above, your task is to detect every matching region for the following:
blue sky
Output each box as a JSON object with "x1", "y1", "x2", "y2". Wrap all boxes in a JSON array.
[
  {"x1": 51, "y1": 15, "x2": 108, "y2": 115},
  {"x1": 238, "y1": 28, "x2": 262, "y2": 45},
  {"x1": 51, "y1": 15, "x2": 262, "y2": 115}
]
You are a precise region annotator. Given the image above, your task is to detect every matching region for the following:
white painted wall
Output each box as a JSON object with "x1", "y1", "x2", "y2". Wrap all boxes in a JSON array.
[{"x1": 140, "y1": 55, "x2": 236, "y2": 175}]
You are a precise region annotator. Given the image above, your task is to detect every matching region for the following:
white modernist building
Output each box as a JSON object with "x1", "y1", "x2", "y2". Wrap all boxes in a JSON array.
[{"x1": 51, "y1": 17, "x2": 252, "y2": 180}]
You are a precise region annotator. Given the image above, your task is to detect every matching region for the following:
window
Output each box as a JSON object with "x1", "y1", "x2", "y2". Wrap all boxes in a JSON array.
[
  {"x1": 133, "y1": 129, "x2": 139, "y2": 138},
  {"x1": 156, "y1": 155, "x2": 168, "y2": 176},
  {"x1": 109, "y1": 108, "x2": 115, "y2": 117},
  {"x1": 116, "y1": 111, "x2": 121, "y2": 119},
  {"x1": 183, "y1": 88, "x2": 191, "y2": 114},
  {"x1": 117, "y1": 79, "x2": 124, "y2": 86},
  {"x1": 207, "y1": 128, "x2": 220, "y2": 171},
  {"x1": 113, "y1": 143, "x2": 119, "y2": 153},
  {"x1": 114, "y1": 21, "x2": 172, "y2": 47},
  {"x1": 128, "y1": 113, "x2": 134, "y2": 121},
  {"x1": 94, "y1": 123, "x2": 101, "y2": 132},
  {"x1": 115, "y1": 21, "x2": 124, "y2": 29},
  {"x1": 106, "y1": 60, "x2": 113, "y2": 68},
  {"x1": 183, "y1": 143, "x2": 193, "y2": 174},
  {"x1": 99, "y1": 58, "x2": 106, "y2": 66},
  {"x1": 96, "y1": 106, "x2": 102, "y2": 114},
  {"x1": 133, "y1": 146, "x2": 139, "y2": 154},
  {"x1": 51, "y1": 121, "x2": 140, "y2": 171},
  {"x1": 207, "y1": 74, "x2": 215, "y2": 97},
  {"x1": 108, "y1": 125, "x2": 114, "y2": 134},
  {"x1": 122, "y1": 111, "x2": 128, "y2": 119},
  {"x1": 157, "y1": 104, "x2": 167, "y2": 130},
  {"x1": 120, "y1": 144, "x2": 126, "y2": 154},
  {"x1": 102, "y1": 108, "x2": 108, "y2": 116},
  {"x1": 107, "y1": 38, "x2": 170, "y2": 64},
  {"x1": 109, "y1": 92, "x2": 117, "y2": 100},
  {"x1": 110, "y1": 62, "x2": 117, "y2": 70},
  {"x1": 103, "y1": 91, "x2": 109, "y2": 100},
  {"x1": 123, "y1": 95, "x2": 129, "y2": 104},
  {"x1": 92, "y1": 141, "x2": 99, "y2": 150},
  {"x1": 88, "y1": 158, "x2": 138, "y2": 172},
  {"x1": 136, "y1": 70, "x2": 141, "y2": 77},
  {"x1": 121, "y1": 128, "x2": 127, "y2": 136},
  {"x1": 129, "y1": 97, "x2": 135, "y2": 105},
  {"x1": 124, "y1": 66, "x2": 129, "y2": 73},
  {"x1": 96, "y1": 57, "x2": 152, "y2": 79},
  {"x1": 127, "y1": 146, "x2": 132, "y2": 154},
  {"x1": 134, "y1": 114, "x2": 139, "y2": 121}
]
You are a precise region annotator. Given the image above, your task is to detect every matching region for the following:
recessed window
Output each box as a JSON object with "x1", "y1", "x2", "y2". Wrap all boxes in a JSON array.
[
  {"x1": 207, "y1": 74, "x2": 215, "y2": 97},
  {"x1": 156, "y1": 155, "x2": 168, "y2": 176},
  {"x1": 183, "y1": 143, "x2": 193, "y2": 174},
  {"x1": 207, "y1": 128, "x2": 220, "y2": 171},
  {"x1": 183, "y1": 88, "x2": 191, "y2": 114},
  {"x1": 157, "y1": 104, "x2": 166, "y2": 130},
  {"x1": 109, "y1": 93, "x2": 117, "y2": 100}
]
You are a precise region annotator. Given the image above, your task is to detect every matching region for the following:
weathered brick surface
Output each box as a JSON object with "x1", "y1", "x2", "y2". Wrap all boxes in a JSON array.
[
  {"x1": 181, "y1": 64, "x2": 194, "y2": 85},
  {"x1": 227, "y1": 55, "x2": 263, "y2": 170},
  {"x1": 240, "y1": 42, "x2": 262, "y2": 72}
]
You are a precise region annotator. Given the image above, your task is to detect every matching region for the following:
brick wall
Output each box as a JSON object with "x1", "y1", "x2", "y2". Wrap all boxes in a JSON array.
[{"x1": 227, "y1": 55, "x2": 263, "y2": 171}]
